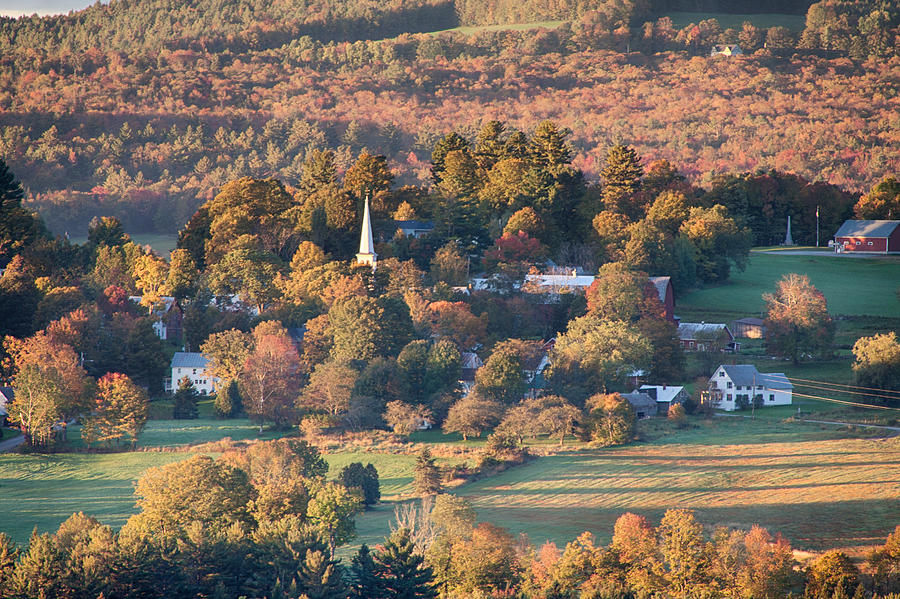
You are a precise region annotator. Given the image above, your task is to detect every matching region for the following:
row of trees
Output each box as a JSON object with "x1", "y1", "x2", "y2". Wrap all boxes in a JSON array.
[
  {"x1": 9, "y1": 464, "x2": 900, "y2": 599},
  {"x1": 0, "y1": 439, "x2": 387, "y2": 598}
]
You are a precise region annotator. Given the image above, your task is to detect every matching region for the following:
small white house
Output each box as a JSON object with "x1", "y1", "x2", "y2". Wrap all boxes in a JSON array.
[
  {"x1": 169, "y1": 352, "x2": 219, "y2": 395},
  {"x1": 706, "y1": 364, "x2": 792, "y2": 411}
]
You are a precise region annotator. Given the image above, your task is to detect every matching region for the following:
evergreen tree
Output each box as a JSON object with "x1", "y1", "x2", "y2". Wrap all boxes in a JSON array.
[
  {"x1": 297, "y1": 549, "x2": 347, "y2": 599},
  {"x1": 214, "y1": 379, "x2": 242, "y2": 418},
  {"x1": 601, "y1": 144, "x2": 644, "y2": 217},
  {"x1": 0, "y1": 158, "x2": 45, "y2": 267},
  {"x1": 371, "y1": 528, "x2": 438, "y2": 599},
  {"x1": 337, "y1": 462, "x2": 381, "y2": 506},
  {"x1": 349, "y1": 544, "x2": 379, "y2": 599},
  {"x1": 413, "y1": 449, "x2": 443, "y2": 497},
  {"x1": 173, "y1": 376, "x2": 200, "y2": 419},
  {"x1": 431, "y1": 132, "x2": 470, "y2": 184}
]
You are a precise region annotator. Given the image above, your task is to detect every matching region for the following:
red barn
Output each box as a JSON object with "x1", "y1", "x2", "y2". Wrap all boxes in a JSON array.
[
  {"x1": 834, "y1": 220, "x2": 900, "y2": 253},
  {"x1": 648, "y1": 276, "x2": 676, "y2": 323}
]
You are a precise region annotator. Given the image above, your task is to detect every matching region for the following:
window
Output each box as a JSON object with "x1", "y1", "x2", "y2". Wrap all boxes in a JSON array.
[
  {"x1": 192, "y1": 368, "x2": 197, "y2": 375},
  {"x1": 726, "y1": 394, "x2": 732, "y2": 401},
  {"x1": 719, "y1": 371, "x2": 724, "y2": 377},
  {"x1": 689, "y1": 341, "x2": 695, "y2": 349},
  {"x1": 769, "y1": 394, "x2": 775, "y2": 402},
  {"x1": 868, "y1": 241, "x2": 873, "y2": 246},
  {"x1": 856, "y1": 241, "x2": 861, "y2": 245},
  {"x1": 757, "y1": 385, "x2": 763, "y2": 389},
  {"x1": 727, "y1": 381, "x2": 733, "y2": 389}
]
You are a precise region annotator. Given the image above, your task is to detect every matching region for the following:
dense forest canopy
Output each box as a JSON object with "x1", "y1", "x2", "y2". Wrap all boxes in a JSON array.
[{"x1": 0, "y1": 0, "x2": 896, "y2": 235}]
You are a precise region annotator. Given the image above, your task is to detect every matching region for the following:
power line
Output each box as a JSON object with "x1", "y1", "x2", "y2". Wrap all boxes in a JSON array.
[
  {"x1": 788, "y1": 376, "x2": 900, "y2": 396},
  {"x1": 791, "y1": 381, "x2": 900, "y2": 402},
  {"x1": 791, "y1": 391, "x2": 900, "y2": 411}
]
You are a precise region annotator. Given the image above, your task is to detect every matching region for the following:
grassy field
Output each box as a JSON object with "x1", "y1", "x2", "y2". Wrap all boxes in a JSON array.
[
  {"x1": 665, "y1": 12, "x2": 807, "y2": 31},
  {"x1": 352, "y1": 418, "x2": 900, "y2": 554},
  {"x1": 678, "y1": 252, "x2": 900, "y2": 318},
  {"x1": 68, "y1": 233, "x2": 178, "y2": 256}
]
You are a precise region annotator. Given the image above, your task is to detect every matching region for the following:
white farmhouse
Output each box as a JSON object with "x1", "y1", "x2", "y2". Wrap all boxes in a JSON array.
[
  {"x1": 706, "y1": 364, "x2": 793, "y2": 411},
  {"x1": 169, "y1": 352, "x2": 219, "y2": 395}
]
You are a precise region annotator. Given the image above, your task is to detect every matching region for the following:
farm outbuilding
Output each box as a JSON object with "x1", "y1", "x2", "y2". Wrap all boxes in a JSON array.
[
  {"x1": 834, "y1": 220, "x2": 900, "y2": 253},
  {"x1": 621, "y1": 390, "x2": 658, "y2": 419},
  {"x1": 732, "y1": 317, "x2": 766, "y2": 339}
]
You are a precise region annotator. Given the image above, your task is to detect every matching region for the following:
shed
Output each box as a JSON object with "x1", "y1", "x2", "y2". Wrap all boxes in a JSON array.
[
  {"x1": 678, "y1": 322, "x2": 739, "y2": 352},
  {"x1": 834, "y1": 220, "x2": 900, "y2": 253},
  {"x1": 711, "y1": 44, "x2": 743, "y2": 57},
  {"x1": 621, "y1": 390, "x2": 658, "y2": 419},
  {"x1": 731, "y1": 317, "x2": 766, "y2": 339},
  {"x1": 639, "y1": 384, "x2": 688, "y2": 415}
]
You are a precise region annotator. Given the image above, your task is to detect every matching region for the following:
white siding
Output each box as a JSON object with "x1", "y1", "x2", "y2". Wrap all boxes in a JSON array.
[{"x1": 171, "y1": 366, "x2": 219, "y2": 395}]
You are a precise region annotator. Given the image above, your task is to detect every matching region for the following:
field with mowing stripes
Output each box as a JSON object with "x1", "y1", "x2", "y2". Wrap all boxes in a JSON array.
[{"x1": 352, "y1": 419, "x2": 900, "y2": 554}]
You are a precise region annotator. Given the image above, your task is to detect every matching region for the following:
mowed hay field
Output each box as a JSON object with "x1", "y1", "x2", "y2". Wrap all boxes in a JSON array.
[
  {"x1": 678, "y1": 252, "x2": 900, "y2": 318},
  {"x1": 456, "y1": 423, "x2": 900, "y2": 553}
]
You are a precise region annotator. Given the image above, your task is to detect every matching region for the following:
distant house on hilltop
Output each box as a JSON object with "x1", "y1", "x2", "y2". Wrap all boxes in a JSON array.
[
  {"x1": 834, "y1": 220, "x2": 900, "y2": 253},
  {"x1": 704, "y1": 364, "x2": 793, "y2": 411},
  {"x1": 711, "y1": 44, "x2": 743, "y2": 57},
  {"x1": 392, "y1": 220, "x2": 434, "y2": 239},
  {"x1": 129, "y1": 295, "x2": 183, "y2": 341}
]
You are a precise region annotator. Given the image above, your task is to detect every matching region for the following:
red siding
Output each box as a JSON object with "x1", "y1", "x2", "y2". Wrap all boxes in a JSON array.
[
  {"x1": 890, "y1": 227, "x2": 900, "y2": 252},
  {"x1": 837, "y1": 236, "x2": 888, "y2": 252}
]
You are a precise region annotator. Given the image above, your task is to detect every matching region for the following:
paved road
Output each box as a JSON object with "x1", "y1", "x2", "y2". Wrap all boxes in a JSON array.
[{"x1": 0, "y1": 434, "x2": 24, "y2": 452}]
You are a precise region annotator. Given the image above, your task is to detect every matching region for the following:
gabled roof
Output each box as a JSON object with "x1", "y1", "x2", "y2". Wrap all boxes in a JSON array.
[
  {"x1": 834, "y1": 220, "x2": 900, "y2": 238},
  {"x1": 678, "y1": 322, "x2": 732, "y2": 340},
  {"x1": 171, "y1": 352, "x2": 210, "y2": 370},
  {"x1": 639, "y1": 385, "x2": 685, "y2": 404},
  {"x1": 460, "y1": 352, "x2": 483, "y2": 371},
  {"x1": 648, "y1": 276, "x2": 671, "y2": 302},
  {"x1": 718, "y1": 365, "x2": 793, "y2": 389},
  {"x1": 621, "y1": 390, "x2": 657, "y2": 410}
]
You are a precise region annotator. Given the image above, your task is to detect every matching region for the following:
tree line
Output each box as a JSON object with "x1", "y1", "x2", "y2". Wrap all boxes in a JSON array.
[{"x1": 5, "y1": 438, "x2": 900, "y2": 599}]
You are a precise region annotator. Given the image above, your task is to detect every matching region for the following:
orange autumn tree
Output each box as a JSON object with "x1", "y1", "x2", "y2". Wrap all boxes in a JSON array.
[
  {"x1": 82, "y1": 372, "x2": 149, "y2": 449},
  {"x1": 4, "y1": 332, "x2": 90, "y2": 446}
]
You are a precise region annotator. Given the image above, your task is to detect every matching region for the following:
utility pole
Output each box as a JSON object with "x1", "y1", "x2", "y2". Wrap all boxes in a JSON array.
[{"x1": 816, "y1": 205, "x2": 820, "y2": 247}]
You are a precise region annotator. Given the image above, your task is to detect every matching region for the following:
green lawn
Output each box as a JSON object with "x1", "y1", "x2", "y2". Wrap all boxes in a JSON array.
[
  {"x1": 67, "y1": 233, "x2": 178, "y2": 256},
  {"x1": 678, "y1": 252, "x2": 900, "y2": 318},
  {"x1": 665, "y1": 12, "x2": 807, "y2": 32}
]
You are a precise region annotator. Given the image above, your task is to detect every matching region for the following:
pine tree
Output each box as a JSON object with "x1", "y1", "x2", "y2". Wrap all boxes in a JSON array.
[
  {"x1": 349, "y1": 544, "x2": 380, "y2": 599},
  {"x1": 173, "y1": 376, "x2": 200, "y2": 419},
  {"x1": 601, "y1": 144, "x2": 644, "y2": 217},
  {"x1": 0, "y1": 158, "x2": 44, "y2": 267},
  {"x1": 413, "y1": 449, "x2": 443, "y2": 497},
  {"x1": 371, "y1": 528, "x2": 437, "y2": 599},
  {"x1": 297, "y1": 549, "x2": 347, "y2": 599}
]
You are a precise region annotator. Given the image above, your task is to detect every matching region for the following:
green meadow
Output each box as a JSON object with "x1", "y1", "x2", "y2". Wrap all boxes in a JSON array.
[
  {"x1": 664, "y1": 12, "x2": 808, "y2": 32},
  {"x1": 678, "y1": 251, "x2": 900, "y2": 318}
]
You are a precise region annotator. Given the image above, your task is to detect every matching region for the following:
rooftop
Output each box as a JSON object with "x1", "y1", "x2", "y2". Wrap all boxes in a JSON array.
[
  {"x1": 171, "y1": 352, "x2": 211, "y2": 370},
  {"x1": 719, "y1": 365, "x2": 793, "y2": 389},
  {"x1": 834, "y1": 220, "x2": 900, "y2": 238},
  {"x1": 678, "y1": 322, "x2": 731, "y2": 340}
]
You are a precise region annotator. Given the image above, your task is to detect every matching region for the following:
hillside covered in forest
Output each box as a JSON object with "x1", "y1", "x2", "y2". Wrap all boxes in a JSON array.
[{"x1": 0, "y1": 0, "x2": 897, "y2": 234}]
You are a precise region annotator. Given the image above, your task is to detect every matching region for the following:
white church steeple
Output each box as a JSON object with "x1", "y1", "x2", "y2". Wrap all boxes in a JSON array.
[{"x1": 356, "y1": 195, "x2": 377, "y2": 269}]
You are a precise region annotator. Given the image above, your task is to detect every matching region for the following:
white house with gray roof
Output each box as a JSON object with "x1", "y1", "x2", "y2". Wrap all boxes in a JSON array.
[
  {"x1": 706, "y1": 364, "x2": 792, "y2": 411},
  {"x1": 169, "y1": 352, "x2": 219, "y2": 395}
]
